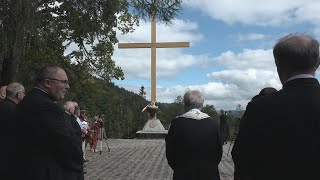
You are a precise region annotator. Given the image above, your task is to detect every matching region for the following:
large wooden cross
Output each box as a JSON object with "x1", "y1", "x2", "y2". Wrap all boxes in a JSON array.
[{"x1": 118, "y1": 16, "x2": 190, "y2": 102}]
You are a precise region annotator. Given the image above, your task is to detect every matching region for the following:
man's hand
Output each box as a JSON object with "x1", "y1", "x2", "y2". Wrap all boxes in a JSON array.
[{"x1": 81, "y1": 129, "x2": 88, "y2": 134}]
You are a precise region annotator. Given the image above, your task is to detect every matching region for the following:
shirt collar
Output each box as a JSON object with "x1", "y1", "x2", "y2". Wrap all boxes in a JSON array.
[
  {"x1": 284, "y1": 74, "x2": 315, "y2": 84},
  {"x1": 6, "y1": 97, "x2": 17, "y2": 104},
  {"x1": 34, "y1": 87, "x2": 48, "y2": 94}
]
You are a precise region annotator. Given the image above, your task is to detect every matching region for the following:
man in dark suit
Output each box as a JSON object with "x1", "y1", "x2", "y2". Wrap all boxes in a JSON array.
[
  {"x1": 237, "y1": 33, "x2": 320, "y2": 180},
  {"x1": 219, "y1": 110, "x2": 229, "y2": 145},
  {"x1": 0, "y1": 82, "x2": 25, "y2": 179},
  {"x1": 14, "y1": 65, "x2": 83, "y2": 180},
  {"x1": 63, "y1": 101, "x2": 84, "y2": 179},
  {"x1": 231, "y1": 87, "x2": 277, "y2": 180},
  {"x1": 166, "y1": 90, "x2": 222, "y2": 180}
]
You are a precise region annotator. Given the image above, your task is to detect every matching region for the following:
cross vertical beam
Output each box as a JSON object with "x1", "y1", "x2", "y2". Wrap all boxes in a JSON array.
[{"x1": 151, "y1": 16, "x2": 157, "y2": 102}]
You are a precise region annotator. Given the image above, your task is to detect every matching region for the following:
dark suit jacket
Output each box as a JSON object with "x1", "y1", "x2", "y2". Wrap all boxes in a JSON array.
[
  {"x1": 239, "y1": 78, "x2": 320, "y2": 180},
  {"x1": 166, "y1": 115, "x2": 222, "y2": 180},
  {"x1": 14, "y1": 88, "x2": 83, "y2": 180},
  {"x1": 0, "y1": 98, "x2": 17, "y2": 179},
  {"x1": 0, "y1": 98, "x2": 17, "y2": 140},
  {"x1": 64, "y1": 112, "x2": 83, "y2": 148},
  {"x1": 64, "y1": 112, "x2": 84, "y2": 180}
]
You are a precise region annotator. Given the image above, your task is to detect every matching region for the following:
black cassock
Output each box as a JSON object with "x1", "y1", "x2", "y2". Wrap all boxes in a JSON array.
[{"x1": 166, "y1": 109, "x2": 222, "y2": 180}]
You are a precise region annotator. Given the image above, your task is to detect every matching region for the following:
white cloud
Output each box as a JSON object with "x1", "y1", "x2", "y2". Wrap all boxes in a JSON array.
[
  {"x1": 117, "y1": 19, "x2": 203, "y2": 43},
  {"x1": 212, "y1": 49, "x2": 275, "y2": 70},
  {"x1": 237, "y1": 33, "x2": 267, "y2": 41},
  {"x1": 116, "y1": 48, "x2": 282, "y2": 110},
  {"x1": 183, "y1": 0, "x2": 320, "y2": 27}
]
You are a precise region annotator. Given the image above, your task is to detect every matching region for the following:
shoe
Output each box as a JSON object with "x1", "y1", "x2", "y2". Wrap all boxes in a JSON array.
[
  {"x1": 91, "y1": 149, "x2": 98, "y2": 153},
  {"x1": 84, "y1": 159, "x2": 89, "y2": 162},
  {"x1": 83, "y1": 171, "x2": 87, "y2": 174}
]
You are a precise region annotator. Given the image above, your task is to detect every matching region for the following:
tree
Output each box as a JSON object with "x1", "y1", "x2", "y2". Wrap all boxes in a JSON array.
[
  {"x1": 202, "y1": 104, "x2": 219, "y2": 120},
  {"x1": 0, "y1": 0, "x2": 182, "y2": 85},
  {"x1": 236, "y1": 104, "x2": 244, "y2": 118},
  {"x1": 174, "y1": 95, "x2": 183, "y2": 104},
  {"x1": 138, "y1": 85, "x2": 146, "y2": 99},
  {"x1": 132, "y1": 0, "x2": 182, "y2": 23}
]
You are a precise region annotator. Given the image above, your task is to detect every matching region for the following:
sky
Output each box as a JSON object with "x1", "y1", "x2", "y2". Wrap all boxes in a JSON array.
[{"x1": 111, "y1": 0, "x2": 320, "y2": 110}]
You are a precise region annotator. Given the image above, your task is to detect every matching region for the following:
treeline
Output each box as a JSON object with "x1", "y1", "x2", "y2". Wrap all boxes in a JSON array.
[{"x1": 17, "y1": 61, "x2": 241, "y2": 138}]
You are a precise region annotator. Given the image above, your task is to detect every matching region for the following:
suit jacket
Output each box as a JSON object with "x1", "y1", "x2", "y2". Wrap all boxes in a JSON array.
[
  {"x1": 64, "y1": 112, "x2": 84, "y2": 180},
  {"x1": 14, "y1": 88, "x2": 83, "y2": 180},
  {"x1": 0, "y1": 98, "x2": 17, "y2": 179},
  {"x1": 239, "y1": 78, "x2": 320, "y2": 180},
  {"x1": 166, "y1": 109, "x2": 222, "y2": 180},
  {"x1": 0, "y1": 98, "x2": 17, "y2": 140},
  {"x1": 64, "y1": 112, "x2": 82, "y2": 147}
]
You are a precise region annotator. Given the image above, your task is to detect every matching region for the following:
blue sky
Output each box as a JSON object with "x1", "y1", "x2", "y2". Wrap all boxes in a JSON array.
[{"x1": 112, "y1": 0, "x2": 320, "y2": 110}]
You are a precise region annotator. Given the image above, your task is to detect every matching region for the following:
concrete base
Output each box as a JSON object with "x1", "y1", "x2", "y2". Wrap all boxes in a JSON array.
[{"x1": 136, "y1": 119, "x2": 168, "y2": 139}]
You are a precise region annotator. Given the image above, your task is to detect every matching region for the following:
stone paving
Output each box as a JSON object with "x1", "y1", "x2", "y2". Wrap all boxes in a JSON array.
[{"x1": 84, "y1": 139, "x2": 234, "y2": 180}]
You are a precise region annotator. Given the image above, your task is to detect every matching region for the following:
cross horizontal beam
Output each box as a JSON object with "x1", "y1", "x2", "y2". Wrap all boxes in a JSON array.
[{"x1": 118, "y1": 42, "x2": 190, "y2": 49}]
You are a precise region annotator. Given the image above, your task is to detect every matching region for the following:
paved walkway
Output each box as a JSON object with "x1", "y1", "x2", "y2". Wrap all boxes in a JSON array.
[{"x1": 84, "y1": 139, "x2": 234, "y2": 180}]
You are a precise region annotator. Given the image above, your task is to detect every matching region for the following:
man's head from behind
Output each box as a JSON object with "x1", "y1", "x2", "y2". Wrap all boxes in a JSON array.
[
  {"x1": 35, "y1": 65, "x2": 70, "y2": 101},
  {"x1": 273, "y1": 33, "x2": 320, "y2": 84},
  {"x1": 6, "y1": 82, "x2": 25, "y2": 104},
  {"x1": 183, "y1": 90, "x2": 204, "y2": 112},
  {"x1": 64, "y1": 101, "x2": 75, "y2": 115}
]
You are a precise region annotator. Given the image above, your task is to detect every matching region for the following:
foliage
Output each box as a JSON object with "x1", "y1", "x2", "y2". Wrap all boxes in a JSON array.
[
  {"x1": 0, "y1": 0, "x2": 182, "y2": 85},
  {"x1": 131, "y1": 0, "x2": 182, "y2": 23},
  {"x1": 0, "y1": 0, "x2": 184, "y2": 138},
  {"x1": 202, "y1": 104, "x2": 219, "y2": 121},
  {"x1": 138, "y1": 85, "x2": 146, "y2": 99}
]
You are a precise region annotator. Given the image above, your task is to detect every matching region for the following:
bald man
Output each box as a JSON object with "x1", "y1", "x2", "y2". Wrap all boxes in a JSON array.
[
  {"x1": 64, "y1": 101, "x2": 84, "y2": 179},
  {"x1": 0, "y1": 82, "x2": 25, "y2": 179},
  {"x1": 15, "y1": 65, "x2": 83, "y2": 180},
  {"x1": 237, "y1": 33, "x2": 320, "y2": 180}
]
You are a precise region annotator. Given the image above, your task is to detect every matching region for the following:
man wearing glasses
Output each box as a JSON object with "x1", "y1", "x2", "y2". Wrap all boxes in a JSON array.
[{"x1": 14, "y1": 65, "x2": 83, "y2": 180}]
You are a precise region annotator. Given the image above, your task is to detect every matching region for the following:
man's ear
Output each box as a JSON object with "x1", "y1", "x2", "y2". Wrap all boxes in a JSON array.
[
  {"x1": 43, "y1": 79, "x2": 51, "y2": 89},
  {"x1": 17, "y1": 92, "x2": 23, "y2": 100}
]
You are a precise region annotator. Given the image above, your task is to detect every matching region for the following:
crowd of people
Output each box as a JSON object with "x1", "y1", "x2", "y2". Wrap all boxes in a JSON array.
[
  {"x1": 0, "y1": 33, "x2": 320, "y2": 180},
  {"x1": 0, "y1": 66, "x2": 105, "y2": 180}
]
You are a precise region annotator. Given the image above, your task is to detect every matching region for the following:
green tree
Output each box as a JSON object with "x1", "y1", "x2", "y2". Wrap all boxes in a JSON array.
[
  {"x1": 138, "y1": 85, "x2": 146, "y2": 99},
  {"x1": 174, "y1": 95, "x2": 183, "y2": 104},
  {"x1": 0, "y1": 0, "x2": 182, "y2": 84},
  {"x1": 202, "y1": 104, "x2": 219, "y2": 120}
]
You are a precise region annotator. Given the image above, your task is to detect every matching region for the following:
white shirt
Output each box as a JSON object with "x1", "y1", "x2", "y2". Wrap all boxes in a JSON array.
[{"x1": 77, "y1": 118, "x2": 88, "y2": 130}]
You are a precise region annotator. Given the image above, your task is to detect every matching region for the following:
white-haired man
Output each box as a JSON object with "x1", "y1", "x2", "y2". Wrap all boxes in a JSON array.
[{"x1": 166, "y1": 90, "x2": 222, "y2": 180}]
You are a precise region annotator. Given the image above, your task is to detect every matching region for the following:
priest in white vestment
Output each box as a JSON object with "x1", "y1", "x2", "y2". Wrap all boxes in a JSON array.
[{"x1": 165, "y1": 90, "x2": 222, "y2": 180}]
